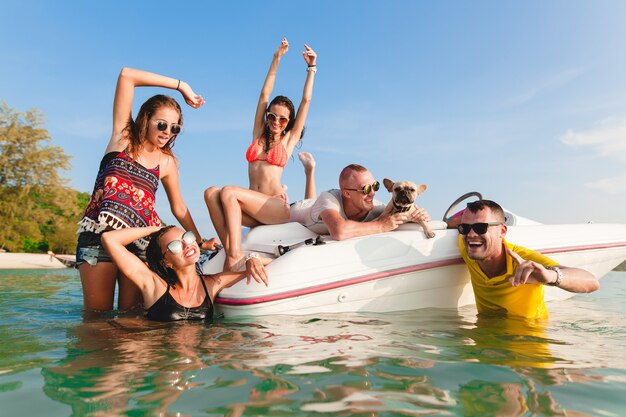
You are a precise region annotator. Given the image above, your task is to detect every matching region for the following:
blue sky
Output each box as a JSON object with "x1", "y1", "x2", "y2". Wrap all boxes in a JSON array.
[{"x1": 2, "y1": 1, "x2": 626, "y2": 238}]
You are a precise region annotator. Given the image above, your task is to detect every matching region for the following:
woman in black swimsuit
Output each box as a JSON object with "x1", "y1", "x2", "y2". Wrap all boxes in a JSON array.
[{"x1": 101, "y1": 226, "x2": 267, "y2": 321}]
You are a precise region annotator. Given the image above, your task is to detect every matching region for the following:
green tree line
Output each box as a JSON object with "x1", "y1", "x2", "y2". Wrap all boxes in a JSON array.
[{"x1": 0, "y1": 101, "x2": 89, "y2": 254}]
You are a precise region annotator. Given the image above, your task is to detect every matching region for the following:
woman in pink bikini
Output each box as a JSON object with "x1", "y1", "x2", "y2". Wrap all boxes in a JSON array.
[{"x1": 204, "y1": 38, "x2": 317, "y2": 279}]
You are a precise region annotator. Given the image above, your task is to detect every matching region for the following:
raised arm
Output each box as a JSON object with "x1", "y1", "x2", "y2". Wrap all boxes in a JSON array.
[
  {"x1": 107, "y1": 67, "x2": 205, "y2": 154},
  {"x1": 252, "y1": 38, "x2": 290, "y2": 139},
  {"x1": 101, "y1": 226, "x2": 162, "y2": 292},
  {"x1": 287, "y1": 44, "x2": 317, "y2": 147}
]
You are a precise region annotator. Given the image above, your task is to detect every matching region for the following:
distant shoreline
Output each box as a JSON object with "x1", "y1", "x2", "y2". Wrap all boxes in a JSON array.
[
  {"x1": 0, "y1": 252, "x2": 72, "y2": 269},
  {"x1": 1, "y1": 251, "x2": 625, "y2": 271}
]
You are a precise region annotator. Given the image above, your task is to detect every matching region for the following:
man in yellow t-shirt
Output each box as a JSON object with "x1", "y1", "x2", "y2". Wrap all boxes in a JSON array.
[{"x1": 457, "y1": 200, "x2": 599, "y2": 319}]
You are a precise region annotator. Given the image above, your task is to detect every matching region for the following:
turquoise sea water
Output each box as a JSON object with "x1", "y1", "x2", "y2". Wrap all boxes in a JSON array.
[{"x1": 0, "y1": 268, "x2": 625, "y2": 417}]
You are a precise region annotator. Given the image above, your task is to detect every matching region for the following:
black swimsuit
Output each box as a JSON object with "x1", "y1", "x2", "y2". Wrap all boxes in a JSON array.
[{"x1": 146, "y1": 275, "x2": 214, "y2": 322}]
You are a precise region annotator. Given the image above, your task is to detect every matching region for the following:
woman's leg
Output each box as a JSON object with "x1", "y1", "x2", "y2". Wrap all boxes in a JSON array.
[
  {"x1": 207, "y1": 186, "x2": 258, "y2": 270},
  {"x1": 205, "y1": 186, "x2": 229, "y2": 249},
  {"x1": 220, "y1": 185, "x2": 290, "y2": 269},
  {"x1": 79, "y1": 262, "x2": 118, "y2": 311},
  {"x1": 117, "y1": 273, "x2": 142, "y2": 310}
]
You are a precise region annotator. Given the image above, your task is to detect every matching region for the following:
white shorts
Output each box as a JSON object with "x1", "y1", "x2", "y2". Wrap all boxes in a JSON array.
[{"x1": 289, "y1": 198, "x2": 316, "y2": 223}]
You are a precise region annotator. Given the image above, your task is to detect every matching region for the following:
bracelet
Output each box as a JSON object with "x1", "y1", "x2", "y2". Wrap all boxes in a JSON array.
[
  {"x1": 308, "y1": 64, "x2": 316, "y2": 67},
  {"x1": 307, "y1": 66, "x2": 317, "y2": 73},
  {"x1": 176, "y1": 80, "x2": 181, "y2": 91},
  {"x1": 545, "y1": 266, "x2": 563, "y2": 287},
  {"x1": 245, "y1": 252, "x2": 260, "y2": 262}
]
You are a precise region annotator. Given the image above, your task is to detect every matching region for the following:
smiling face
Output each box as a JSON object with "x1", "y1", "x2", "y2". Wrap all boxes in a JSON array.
[
  {"x1": 460, "y1": 207, "x2": 507, "y2": 262},
  {"x1": 159, "y1": 227, "x2": 200, "y2": 267},
  {"x1": 145, "y1": 106, "x2": 182, "y2": 150},
  {"x1": 341, "y1": 169, "x2": 377, "y2": 216},
  {"x1": 266, "y1": 104, "x2": 291, "y2": 136}
]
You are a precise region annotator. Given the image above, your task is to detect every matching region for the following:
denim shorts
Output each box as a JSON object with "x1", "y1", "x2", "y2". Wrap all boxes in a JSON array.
[{"x1": 76, "y1": 231, "x2": 146, "y2": 267}]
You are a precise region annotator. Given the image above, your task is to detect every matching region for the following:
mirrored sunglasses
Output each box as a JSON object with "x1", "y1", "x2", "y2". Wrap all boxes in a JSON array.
[
  {"x1": 164, "y1": 230, "x2": 196, "y2": 255},
  {"x1": 457, "y1": 222, "x2": 502, "y2": 235},
  {"x1": 155, "y1": 119, "x2": 182, "y2": 135},
  {"x1": 344, "y1": 181, "x2": 380, "y2": 195},
  {"x1": 266, "y1": 112, "x2": 289, "y2": 125}
]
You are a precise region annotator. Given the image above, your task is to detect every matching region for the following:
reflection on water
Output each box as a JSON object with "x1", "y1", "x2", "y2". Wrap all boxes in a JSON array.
[{"x1": 0, "y1": 269, "x2": 625, "y2": 416}]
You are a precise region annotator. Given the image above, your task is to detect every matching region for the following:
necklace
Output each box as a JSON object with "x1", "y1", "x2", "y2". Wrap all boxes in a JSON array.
[{"x1": 177, "y1": 276, "x2": 199, "y2": 320}]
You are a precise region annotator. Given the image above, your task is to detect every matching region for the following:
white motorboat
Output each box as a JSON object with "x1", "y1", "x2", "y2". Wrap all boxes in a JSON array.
[{"x1": 201, "y1": 196, "x2": 626, "y2": 317}]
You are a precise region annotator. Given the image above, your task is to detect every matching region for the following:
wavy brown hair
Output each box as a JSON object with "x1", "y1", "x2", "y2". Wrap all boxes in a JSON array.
[
  {"x1": 123, "y1": 94, "x2": 183, "y2": 161},
  {"x1": 262, "y1": 95, "x2": 305, "y2": 153}
]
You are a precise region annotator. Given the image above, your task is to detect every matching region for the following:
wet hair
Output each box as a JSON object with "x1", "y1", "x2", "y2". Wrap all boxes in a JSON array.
[
  {"x1": 145, "y1": 225, "x2": 179, "y2": 287},
  {"x1": 465, "y1": 199, "x2": 506, "y2": 222},
  {"x1": 339, "y1": 164, "x2": 369, "y2": 188},
  {"x1": 262, "y1": 95, "x2": 305, "y2": 153},
  {"x1": 123, "y1": 94, "x2": 183, "y2": 161}
]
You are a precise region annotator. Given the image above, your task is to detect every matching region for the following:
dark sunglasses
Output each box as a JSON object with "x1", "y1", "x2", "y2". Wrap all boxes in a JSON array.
[
  {"x1": 266, "y1": 112, "x2": 289, "y2": 125},
  {"x1": 163, "y1": 230, "x2": 196, "y2": 255},
  {"x1": 344, "y1": 181, "x2": 380, "y2": 195},
  {"x1": 458, "y1": 222, "x2": 502, "y2": 235},
  {"x1": 155, "y1": 119, "x2": 182, "y2": 135}
]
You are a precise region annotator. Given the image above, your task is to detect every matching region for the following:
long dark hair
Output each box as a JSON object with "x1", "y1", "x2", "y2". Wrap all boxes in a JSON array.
[
  {"x1": 123, "y1": 94, "x2": 183, "y2": 160},
  {"x1": 146, "y1": 225, "x2": 179, "y2": 287},
  {"x1": 262, "y1": 95, "x2": 305, "y2": 152}
]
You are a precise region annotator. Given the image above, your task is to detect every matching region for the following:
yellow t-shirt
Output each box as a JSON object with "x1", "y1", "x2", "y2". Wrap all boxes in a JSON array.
[{"x1": 458, "y1": 236, "x2": 558, "y2": 319}]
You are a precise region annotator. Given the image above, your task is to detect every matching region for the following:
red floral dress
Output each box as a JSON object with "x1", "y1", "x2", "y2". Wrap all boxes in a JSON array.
[{"x1": 77, "y1": 149, "x2": 161, "y2": 249}]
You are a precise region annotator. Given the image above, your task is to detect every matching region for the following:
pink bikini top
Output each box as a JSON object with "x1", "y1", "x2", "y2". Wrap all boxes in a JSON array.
[{"x1": 245, "y1": 137, "x2": 288, "y2": 168}]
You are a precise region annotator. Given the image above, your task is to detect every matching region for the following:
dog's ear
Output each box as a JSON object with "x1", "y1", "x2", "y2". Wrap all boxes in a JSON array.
[
  {"x1": 416, "y1": 184, "x2": 428, "y2": 195},
  {"x1": 383, "y1": 178, "x2": 395, "y2": 192}
]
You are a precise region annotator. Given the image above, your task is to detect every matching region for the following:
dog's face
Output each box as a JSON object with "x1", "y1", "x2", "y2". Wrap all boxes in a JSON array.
[{"x1": 383, "y1": 178, "x2": 427, "y2": 212}]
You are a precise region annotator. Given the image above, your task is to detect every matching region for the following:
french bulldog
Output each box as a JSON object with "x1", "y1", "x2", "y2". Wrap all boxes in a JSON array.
[{"x1": 383, "y1": 178, "x2": 435, "y2": 239}]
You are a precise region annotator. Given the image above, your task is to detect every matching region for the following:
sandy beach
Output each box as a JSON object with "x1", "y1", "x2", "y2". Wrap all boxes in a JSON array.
[{"x1": 0, "y1": 252, "x2": 72, "y2": 269}]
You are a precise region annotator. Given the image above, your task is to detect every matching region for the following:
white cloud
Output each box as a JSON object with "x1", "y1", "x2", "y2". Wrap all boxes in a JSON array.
[
  {"x1": 584, "y1": 174, "x2": 626, "y2": 194},
  {"x1": 502, "y1": 67, "x2": 587, "y2": 107},
  {"x1": 561, "y1": 117, "x2": 626, "y2": 198},
  {"x1": 560, "y1": 116, "x2": 626, "y2": 160}
]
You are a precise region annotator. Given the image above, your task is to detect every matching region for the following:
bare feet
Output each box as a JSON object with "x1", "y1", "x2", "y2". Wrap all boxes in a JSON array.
[
  {"x1": 298, "y1": 152, "x2": 315, "y2": 174},
  {"x1": 225, "y1": 253, "x2": 272, "y2": 286},
  {"x1": 224, "y1": 254, "x2": 245, "y2": 272}
]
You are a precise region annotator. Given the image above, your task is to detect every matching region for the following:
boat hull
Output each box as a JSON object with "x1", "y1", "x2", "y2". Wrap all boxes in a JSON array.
[{"x1": 204, "y1": 222, "x2": 626, "y2": 317}]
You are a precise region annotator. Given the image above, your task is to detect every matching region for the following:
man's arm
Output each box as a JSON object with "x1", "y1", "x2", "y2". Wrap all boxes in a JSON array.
[
  {"x1": 548, "y1": 266, "x2": 599, "y2": 293},
  {"x1": 507, "y1": 247, "x2": 599, "y2": 293},
  {"x1": 320, "y1": 209, "x2": 408, "y2": 241}
]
